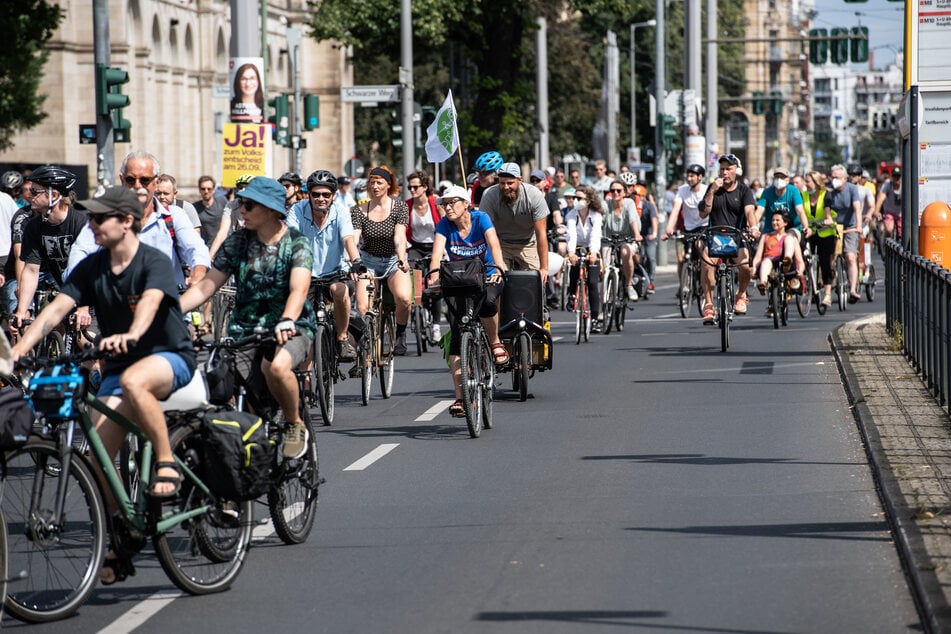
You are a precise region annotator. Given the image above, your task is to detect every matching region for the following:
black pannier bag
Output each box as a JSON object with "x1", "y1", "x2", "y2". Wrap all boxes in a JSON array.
[
  {"x1": 438, "y1": 258, "x2": 485, "y2": 296},
  {"x1": 199, "y1": 409, "x2": 276, "y2": 501},
  {"x1": 0, "y1": 385, "x2": 33, "y2": 450}
]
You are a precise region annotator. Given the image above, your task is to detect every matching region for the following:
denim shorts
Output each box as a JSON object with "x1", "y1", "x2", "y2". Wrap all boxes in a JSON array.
[
  {"x1": 361, "y1": 252, "x2": 400, "y2": 279},
  {"x1": 97, "y1": 351, "x2": 194, "y2": 397}
]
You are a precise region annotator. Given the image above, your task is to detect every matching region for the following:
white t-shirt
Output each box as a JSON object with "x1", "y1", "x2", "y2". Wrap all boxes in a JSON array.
[
  {"x1": 675, "y1": 184, "x2": 708, "y2": 231},
  {"x1": 0, "y1": 191, "x2": 18, "y2": 263},
  {"x1": 410, "y1": 206, "x2": 436, "y2": 244}
]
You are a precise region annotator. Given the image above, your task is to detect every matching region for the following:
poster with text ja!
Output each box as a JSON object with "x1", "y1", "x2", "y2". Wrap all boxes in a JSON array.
[{"x1": 221, "y1": 123, "x2": 271, "y2": 188}]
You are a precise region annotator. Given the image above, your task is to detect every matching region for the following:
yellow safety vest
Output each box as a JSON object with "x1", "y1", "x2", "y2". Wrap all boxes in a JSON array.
[{"x1": 805, "y1": 190, "x2": 837, "y2": 238}]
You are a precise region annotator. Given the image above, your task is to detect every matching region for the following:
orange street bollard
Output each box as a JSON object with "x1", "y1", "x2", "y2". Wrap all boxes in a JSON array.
[{"x1": 920, "y1": 201, "x2": 951, "y2": 267}]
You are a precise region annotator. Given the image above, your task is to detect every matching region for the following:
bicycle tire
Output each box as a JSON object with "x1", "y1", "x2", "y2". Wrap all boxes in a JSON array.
[
  {"x1": 379, "y1": 313, "x2": 395, "y2": 398},
  {"x1": 480, "y1": 333, "x2": 494, "y2": 430},
  {"x1": 616, "y1": 300, "x2": 627, "y2": 332},
  {"x1": 459, "y1": 331, "x2": 483, "y2": 438},
  {"x1": 3, "y1": 438, "x2": 107, "y2": 623},
  {"x1": 780, "y1": 287, "x2": 789, "y2": 326},
  {"x1": 603, "y1": 271, "x2": 616, "y2": 334},
  {"x1": 268, "y1": 395, "x2": 320, "y2": 545},
  {"x1": 836, "y1": 258, "x2": 848, "y2": 311},
  {"x1": 153, "y1": 422, "x2": 253, "y2": 595},
  {"x1": 574, "y1": 288, "x2": 583, "y2": 345},
  {"x1": 411, "y1": 306, "x2": 424, "y2": 356},
  {"x1": 797, "y1": 266, "x2": 813, "y2": 319},
  {"x1": 359, "y1": 318, "x2": 374, "y2": 406},
  {"x1": 0, "y1": 508, "x2": 7, "y2": 616},
  {"x1": 313, "y1": 325, "x2": 335, "y2": 426},
  {"x1": 694, "y1": 262, "x2": 704, "y2": 317},
  {"x1": 580, "y1": 280, "x2": 590, "y2": 343},
  {"x1": 678, "y1": 263, "x2": 692, "y2": 318},
  {"x1": 771, "y1": 284, "x2": 780, "y2": 329},
  {"x1": 517, "y1": 333, "x2": 530, "y2": 402},
  {"x1": 559, "y1": 262, "x2": 570, "y2": 311},
  {"x1": 865, "y1": 264, "x2": 876, "y2": 302},
  {"x1": 40, "y1": 331, "x2": 65, "y2": 358},
  {"x1": 718, "y1": 274, "x2": 729, "y2": 352}
]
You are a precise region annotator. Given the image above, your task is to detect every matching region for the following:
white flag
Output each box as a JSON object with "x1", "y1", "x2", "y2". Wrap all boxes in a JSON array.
[{"x1": 424, "y1": 90, "x2": 460, "y2": 164}]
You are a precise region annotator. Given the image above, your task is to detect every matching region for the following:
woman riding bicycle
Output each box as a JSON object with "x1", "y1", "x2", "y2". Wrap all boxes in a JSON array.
[
  {"x1": 564, "y1": 184, "x2": 604, "y2": 332},
  {"x1": 751, "y1": 211, "x2": 805, "y2": 299},
  {"x1": 602, "y1": 178, "x2": 642, "y2": 301},
  {"x1": 181, "y1": 177, "x2": 317, "y2": 461},
  {"x1": 405, "y1": 170, "x2": 445, "y2": 339},
  {"x1": 803, "y1": 171, "x2": 838, "y2": 306},
  {"x1": 426, "y1": 185, "x2": 507, "y2": 419}
]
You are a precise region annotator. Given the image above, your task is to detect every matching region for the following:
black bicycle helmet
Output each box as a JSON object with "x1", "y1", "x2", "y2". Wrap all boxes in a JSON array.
[
  {"x1": 846, "y1": 163, "x2": 863, "y2": 176},
  {"x1": 1, "y1": 171, "x2": 24, "y2": 190},
  {"x1": 30, "y1": 165, "x2": 77, "y2": 194},
  {"x1": 686, "y1": 164, "x2": 705, "y2": 177},
  {"x1": 306, "y1": 169, "x2": 338, "y2": 193},
  {"x1": 278, "y1": 171, "x2": 302, "y2": 186}
]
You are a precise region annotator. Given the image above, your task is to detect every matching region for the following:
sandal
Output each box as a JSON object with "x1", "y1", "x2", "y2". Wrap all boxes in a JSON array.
[
  {"x1": 490, "y1": 342, "x2": 510, "y2": 364},
  {"x1": 147, "y1": 461, "x2": 182, "y2": 500},
  {"x1": 100, "y1": 550, "x2": 136, "y2": 586},
  {"x1": 449, "y1": 398, "x2": 465, "y2": 418}
]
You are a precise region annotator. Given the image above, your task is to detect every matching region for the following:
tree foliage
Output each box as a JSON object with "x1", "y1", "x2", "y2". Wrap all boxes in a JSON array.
[
  {"x1": 0, "y1": 1, "x2": 64, "y2": 152},
  {"x1": 307, "y1": 0, "x2": 745, "y2": 171}
]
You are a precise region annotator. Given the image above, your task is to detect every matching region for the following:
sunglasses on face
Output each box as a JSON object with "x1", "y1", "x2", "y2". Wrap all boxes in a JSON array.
[
  {"x1": 89, "y1": 212, "x2": 125, "y2": 225},
  {"x1": 242, "y1": 200, "x2": 257, "y2": 211},
  {"x1": 530, "y1": 178, "x2": 542, "y2": 184},
  {"x1": 610, "y1": 189, "x2": 624, "y2": 194},
  {"x1": 309, "y1": 191, "x2": 333, "y2": 199},
  {"x1": 29, "y1": 187, "x2": 48, "y2": 197},
  {"x1": 123, "y1": 175, "x2": 155, "y2": 187},
  {"x1": 408, "y1": 184, "x2": 424, "y2": 191}
]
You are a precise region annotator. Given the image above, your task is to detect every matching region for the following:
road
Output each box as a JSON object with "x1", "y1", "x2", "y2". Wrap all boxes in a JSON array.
[{"x1": 3, "y1": 265, "x2": 922, "y2": 633}]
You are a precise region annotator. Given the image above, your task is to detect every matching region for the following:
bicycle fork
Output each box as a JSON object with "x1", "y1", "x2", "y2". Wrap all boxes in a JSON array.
[{"x1": 27, "y1": 422, "x2": 79, "y2": 544}]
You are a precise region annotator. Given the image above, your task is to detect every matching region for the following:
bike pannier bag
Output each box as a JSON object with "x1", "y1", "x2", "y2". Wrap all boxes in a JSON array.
[
  {"x1": 707, "y1": 233, "x2": 739, "y2": 258},
  {"x1": 439, "y1": 258, "x2": 485, "y2": 296},
  {"x1": 501, "y1": 270, "x2": 543, "y2": 325},
  {"x1": 0, "y1": 385, "x2": 33, "y2": 450},
  {"x1": 199, "y1": 409, "x2": 276, "y2": 501},
  {"x1": 204, "y1": 348, "x2": 235, "y2": 406}
]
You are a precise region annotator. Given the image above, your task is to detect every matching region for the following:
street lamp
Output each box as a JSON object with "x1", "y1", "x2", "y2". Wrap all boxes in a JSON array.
[{"x1": 630, "y1": 19, "x2": 657, "y2": 163}]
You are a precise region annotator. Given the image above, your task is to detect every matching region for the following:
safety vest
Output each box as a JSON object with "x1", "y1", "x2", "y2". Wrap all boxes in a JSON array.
[{"x1": 805, "y1": 190, "x2": 837, "y2": 238}]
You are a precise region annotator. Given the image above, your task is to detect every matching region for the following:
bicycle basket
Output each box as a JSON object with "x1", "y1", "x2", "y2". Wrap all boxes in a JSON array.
[
  {"x1": 706, "y1": 232, "x2": 739, "y2": 258},
  {"x1": 439, "y1": 258, "x2": 485, "y2": 296},
  {"x1": 26, "y1": 364, "x2": 86, "y2": 420}
]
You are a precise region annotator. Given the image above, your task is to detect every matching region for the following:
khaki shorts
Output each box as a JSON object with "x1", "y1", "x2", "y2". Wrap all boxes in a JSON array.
[{"x1": 500, "y1": 242, "x2": 540, "y2": 271}]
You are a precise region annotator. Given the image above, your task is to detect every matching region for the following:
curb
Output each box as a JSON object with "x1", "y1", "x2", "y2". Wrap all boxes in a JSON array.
[{"x1": 830, "y1": 322, "x2": 947, "y2": 634}]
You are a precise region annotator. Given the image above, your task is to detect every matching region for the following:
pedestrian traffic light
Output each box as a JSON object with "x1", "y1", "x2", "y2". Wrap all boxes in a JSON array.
[
  {"x1": 95, "y1": 64, "x2": 129, "y2": 116},
  {"x1": 769, "y1": 90, "x2": 783, "y2": 116},
  {"x1": 662, "y1": 114, "x2": 677, "y2": 153},
  {"x1": 752, "y1": 91, "x2": 765, "y2": 115},
  {"x1": 267, "y1": 94, "x2": 289, "y2": 146},
  {"x1": 391, "y1": 123, "x2": 403, "y2": 148},
  {"x1": 830, "y1": 28, "x2": 849, "y2": 64},
  {"x1": 303, "y1": 94, "x2": 319, "y2": 131},
  {"x1": 809, "y1": 28, "x2": 829, "y2": 65},
  {"x1": 851, "y1": 26, "x2": 869, "y2": 63}
]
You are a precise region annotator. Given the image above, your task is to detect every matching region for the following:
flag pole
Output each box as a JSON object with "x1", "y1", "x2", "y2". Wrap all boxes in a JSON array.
[{"x1": 457, "y1": 144, "x2": 467, "y2": 189}]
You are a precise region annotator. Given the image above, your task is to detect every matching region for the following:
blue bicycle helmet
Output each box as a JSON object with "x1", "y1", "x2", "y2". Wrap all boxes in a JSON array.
[{"x1": 474, "y1": 151, "x2": 504, "y2": 173}]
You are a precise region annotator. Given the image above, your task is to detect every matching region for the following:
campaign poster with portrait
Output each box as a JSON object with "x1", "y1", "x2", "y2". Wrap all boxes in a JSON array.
[{"x1": 229, "y1": 57, "x2": 265, "y2": 124}]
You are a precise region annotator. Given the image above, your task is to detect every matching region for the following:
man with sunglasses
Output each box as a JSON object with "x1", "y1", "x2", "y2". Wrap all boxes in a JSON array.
[
  {"x1": 193, "y1": 175, "x2": 228, "y2": 247},
  {"x1": 287, "y1": 169, "x2": 364, "y2": 362},
  {"x1": 66, "y1": 151, "x2": 210, "y2": 292}
]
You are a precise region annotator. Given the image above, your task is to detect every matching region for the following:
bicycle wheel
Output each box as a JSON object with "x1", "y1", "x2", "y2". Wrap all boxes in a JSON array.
[
  {"x1": 603, "y1": 271, "x2": 617, "y2": 334},
  {"x1": 516, "y1": 333, "x2": 530, "y2": 402},
  {"x1": 40, "y1": 331, "x2": 65, "y2": 358},
  {"x1": 268, "y1": 405, "x2": 320, "y2": 545},
  {"x1": 153, "y1": 422, "x2": 253, "y2": 595},
  {"x1": 574, "y1": 288, "x2": 583, "y2": 345},
  {"x1": 0, "y1": 508, "x2": 7, "y2": 615},
  {"x1": 780, "y1": 288, "x2": 789, "y2": 326},
  {"x1": 313, "y1": 325, "x2": 335, "y2": 426},
  {"x1": 771, "y1": 284, "x2": 780, "y2": 330},
  {"x1": 459, "y1": 331, "x2": 483, "y2": 438},
  {"x1": 814, "y1": 258, "x2": 828, "y2": 316},
  {"x1": 411, "y1": 306, "x2": 424, "y2": 356},
  {"x1": 580, "y1": 281, "x2": 590, "y2": 343},
  {"x1": 718, "y1": 274, "x2": 729, "y2": 352},
  {"x1": 694, "y1": 263, "x2": 704, "y2": 317},
  {"x1": 359, "y1": 318, "x2": 374, "y2": 406},
  {"x1": 559, "y1": 263, "x2": 570, "y2": 310},
  {"x1": 796, "y1": 267, "x2": 812, "y2": 319},
  {"x1": 378, "y1": 314, "x2": 395, "y2": 398},
  {"x1": 3, "y1": 438, "x2": 107, "y2": 623},
  {"x1": 634, "y1": 263, "x2": 650, "y2": 299},
  {"x1": 615, "y1": 300, "x2": 627, "y2": 332},
  {"x1": 836, "y1": 258, "x2": 848, "y2": 311},
  {"x1": 480, "y1": 335, "x2": 494, "y2": 430},
  {"x1": 678, "y1": 263, "x2": 692, "y2": 318},
  {"x1": 865, "y1": 264, "x2": 876, "y2": 302}
]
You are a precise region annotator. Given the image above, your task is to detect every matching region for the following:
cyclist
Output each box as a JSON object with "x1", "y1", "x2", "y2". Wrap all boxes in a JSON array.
[
  {"x1": 697, "y1": 154, "x2": 759, "y2": 324},
  {"x1": 405, "y1": 169, "x2": 444, "y2": 340},
  {"x1": 286, "y1": 169, "x2": 364, "y2": 362},
  {"x1": 565, "y1": 184, "x2": 604, "y2": 332},
  {"x1": 278, "y1": 172, "x2": 303, "y2": 213},
  {"x1": 471, "y1": 150, "x2": 504, "y2": 208},
  {"x1": 848, "y1": 163, "x2": 876, "y2": 232},
  {"x1": 755, "y1": 166, "x2": 811, "y2": 240},
  {"x1": 632, "y1": 183, "x2": 658, "y2": 294},
  {"x1": 602, "y1": 178, "x2": 642, "y2": 301},
  {"x1": 803, "y1": 171, "x2": 837, "y2": 306},
  {"x1": 1, "y1": 170, "x2": 28, "y2": 209},
  {"x1": 181, "y1": 177, "x2": 316, "y2": 460},
  {"x1": 663, "y1": 164, "x2": 709, "y2": 295},
  {"x1": 209, "y1": 173, "x2": 255, "y2": 259},
  {"x1": 874, "y1": 167, "x2": 902, "y2": 242},
  {"x1": 827, "y1": 164, "x2": 864, "y2": 303},
  {"x1": 751, "y1": 211, "x2": 805, "y2": 301},
  {"x1": 425, "y1": 185, "x2": 507, "y2": 418},
  {"x1": 351, "y1": 165, "x2": 412, "y2": 356}
]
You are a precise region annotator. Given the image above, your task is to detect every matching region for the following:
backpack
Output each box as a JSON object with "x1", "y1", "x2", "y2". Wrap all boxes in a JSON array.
[
  {"x1": 0, "y1": 384, "x2": 33, "y2": 450},
  {"x1": 198, "y1": 409, "x2": 276, "y2": 501}
]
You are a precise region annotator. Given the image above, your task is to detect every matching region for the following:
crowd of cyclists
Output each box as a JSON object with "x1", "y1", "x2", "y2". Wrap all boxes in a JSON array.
[{"x1": 0, "y1": 149, "x2": 894, "y2": 613}]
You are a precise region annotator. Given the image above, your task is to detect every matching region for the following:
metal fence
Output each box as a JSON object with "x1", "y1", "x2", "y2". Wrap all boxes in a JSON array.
[{"x1": 885, "y1": 239, "x2": 951, "y2": 413}]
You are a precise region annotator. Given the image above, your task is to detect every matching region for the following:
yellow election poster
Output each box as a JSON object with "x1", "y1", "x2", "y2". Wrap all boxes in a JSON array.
[{"x1": 221, "y1": 123, "x2": 271, "y2": 187}]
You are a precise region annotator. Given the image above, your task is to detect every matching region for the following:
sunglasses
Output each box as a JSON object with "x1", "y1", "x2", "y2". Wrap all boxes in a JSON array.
[
  {"x1": 123, "y1": 175, "x2": 155, "y2": 187},
  {"x1": 89, "y1": 212, "x2": 125, "y2": 225},
  {"x1": 610, "y1": 189, "x2": 624, "y2": 194},
  {"x1": 309, "y1": 191, "x2": 333, "y2": 199},
  {"x1": 29, "y1": 187, "x2": 48, "y2": 197},
  {"x1": 530, "y1": 178, "x2": 542, "y2": 184},
  {"x1": 242, "y1": 200, "x2": 257, "y2": 211},
  {"x1": 408, "y1": 184, "x2": 424, "y2": 191}
]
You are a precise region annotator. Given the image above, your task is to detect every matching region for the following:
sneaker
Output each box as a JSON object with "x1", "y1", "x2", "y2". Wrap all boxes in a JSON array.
[
  {"x1": 430, "y1": 323, "x2": 441, "y2": 343},
  {"x1": 591, "y1": 319, "x2": 602, "y2": 333},
  {"x1": 702, "y1": 303, "x2": 715, "y2": 325},
  {"x1": 821, "y1": 292, "x2": 833, "y2": 306},
  {"x1": 765, "y1": 306, "x2": 774, "y2": 318},
  {"x1": 647, "y1": 283, "x2": 655, "y2": 294},
  {"x1": 336, "y1": 338, "x2": 356, "y2": 362},
  {"x1": 393, "y1": 334, "x2": 407, "y2": 356},
  {"x1": 626, "y1": 285, "x2": 637, "y2": 301},
  {"x1": 283, "y1": 421, "x2": 309, "y2": 459},
  {"x1": 734, "y1": 295, "x2": 748, "y2": 315},
  {"x1": 756, "y1": 281, "x2": 767, "y2": 295}
]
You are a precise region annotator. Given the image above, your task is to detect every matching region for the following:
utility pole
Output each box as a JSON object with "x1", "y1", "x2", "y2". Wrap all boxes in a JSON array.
[
  {"x1": 93, "y1": 0, "x2": 113, "y2": 188},
  {"x1": 606, "y1": 31, "x2": 619, "y2": 173},
  {"x1": 654, "y1": 0, "x2": 667, "y2": 198},
  {"x1": 400, "y1": 0, "x2": 414, "y2": 193},
  {"x1": 536, "y1": 17, "x2": 550, "y2": 170},
  {"x1": 706, "y1": 0, "x2": 718, "y2": 164},
  {"x1": 287, "y1": 27, "x2": 303, "y2": 175}
]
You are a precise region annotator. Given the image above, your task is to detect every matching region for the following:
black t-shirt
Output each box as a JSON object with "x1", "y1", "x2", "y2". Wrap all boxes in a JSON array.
[
  {"x1": 20, "y1": 207, "x2": 88, "y2": 286},
  {"x1": 193, "y1": 196, "x2": 228, "y2": 247},
  {"x1": 698, "y1": 182, "x2": 756, "y2": 229},
  {"x1": 60, "y1": 243, "x2": 197, "y2": 376},
  {"x1": 4, "y1": 207, "x2": 34, "y2": 279}
]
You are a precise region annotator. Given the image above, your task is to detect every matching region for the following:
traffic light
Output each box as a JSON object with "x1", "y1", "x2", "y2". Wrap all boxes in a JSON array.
[
  {"x1": 95, "y1": 63, "x2": 129, "y2": 116},
  {"x1": 851, "y1": 26, "x2": 869, "y2": 63},
  {"x1": 421, "y1": 106, "x2": 437, "y2": 132},
  {"x1": 769, "y1": 90, "x2": 783, "y2": 116},
  {"x1": 303, "y1": 94, "x2": 319, "y2": 131},
  {"x1": 267, "y1": 94, "x2": 289, "y2": 146},
  {"x1": 661, "y1": 114, "x2": 677, "y2": 153},
  {"x1": 830, "y1": 28, "x2": 849, "y2": 64},
  {"x1": 752, "y1": 91, "x2": 765, "y2": 115},
  {"x1": 809, "y1": 28, "x2": 829, "y2": 65}
]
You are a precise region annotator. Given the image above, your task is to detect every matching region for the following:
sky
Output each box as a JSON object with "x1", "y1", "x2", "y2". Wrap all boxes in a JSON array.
[{"x1": 811, "y1": 0, "x2": 905, "y2": 68}]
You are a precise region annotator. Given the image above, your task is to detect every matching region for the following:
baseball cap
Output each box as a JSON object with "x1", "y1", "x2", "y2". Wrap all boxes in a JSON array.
[
  {"x1": 772, "y1": 166, "x2": 789, "y2": 178},
  {"x1": 718, "y1": 154, "x2": 741, "y2": 167},
  {"x1": 236, "y1": 177, "x2": 287, "y2": 216},
  {"x1": 436, "y1": 185, "x2": 471, "y2": 206},
  {"x1": 498, "y1": 162, "x2": 521, "y2": 179},
  {"x1": 563, "y1": 187, "x2": 577, "y2": 198},
  {"x1": 75, "y1": 186, "x2": 144, "y2": 220},
  {"x1": 529, "y1": 169, "x2": 547, "y2": 182}
]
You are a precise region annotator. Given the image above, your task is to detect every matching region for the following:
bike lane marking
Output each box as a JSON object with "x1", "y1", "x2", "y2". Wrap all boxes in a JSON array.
[
  {"x1": 97, "y1": 590, "x2": 184, "y2": 634},
  {"x1": 343, "y1": 443, "x2": 400, "y2": 471},
  {"x1": 416, "y1": 400, "x2": 453, "y2": 421}
]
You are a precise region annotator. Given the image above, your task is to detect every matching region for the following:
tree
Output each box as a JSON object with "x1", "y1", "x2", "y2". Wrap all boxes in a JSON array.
[{"x1": 0, "y1": 1, "x2": 65, "y2": 152}]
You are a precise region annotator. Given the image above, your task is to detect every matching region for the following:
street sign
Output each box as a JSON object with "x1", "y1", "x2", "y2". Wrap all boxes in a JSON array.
[{"x1": 341, "y1": 85, "x2": 400, "y2": 103}]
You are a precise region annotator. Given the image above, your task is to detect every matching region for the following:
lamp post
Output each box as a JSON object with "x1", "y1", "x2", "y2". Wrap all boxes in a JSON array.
[{"x1": 630, "y1": 19, "x2": 657, "y2": 162}]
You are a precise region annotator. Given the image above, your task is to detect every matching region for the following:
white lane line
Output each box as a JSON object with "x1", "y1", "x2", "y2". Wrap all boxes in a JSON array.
[
  {"x1": 98, "y1": 590, "x2": 184, "y2": 634},
  {"x1": 552, "y1": 336, "x2": 563, "y2": 342},
  {"x1": 343, "y1": 443, "x2": 400, "y2": 471},
  {"x1": 416, "y1": 400, "x2": 453, "y2": 421}
]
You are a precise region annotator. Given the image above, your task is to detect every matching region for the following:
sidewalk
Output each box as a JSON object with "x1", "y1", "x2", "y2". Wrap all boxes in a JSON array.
[{"x1": 831, "y1": 315, "x2": 951, "y2": 633}]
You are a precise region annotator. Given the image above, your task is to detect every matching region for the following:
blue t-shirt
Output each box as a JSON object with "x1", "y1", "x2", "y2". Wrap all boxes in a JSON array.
[
  {"x1": 757, "y1": 186, "x2": 804, "y2": 230},
  {"x1": 826, "y1": 183, "x2": 861, "y2": 229},
  {"x1": 435, "y1": 210, "x2": 499, "y2": 275}
]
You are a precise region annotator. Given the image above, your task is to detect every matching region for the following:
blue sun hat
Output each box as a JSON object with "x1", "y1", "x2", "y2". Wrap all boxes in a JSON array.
[{"x1": 236, "y1": 176, "x2": 286, "y2": 216}]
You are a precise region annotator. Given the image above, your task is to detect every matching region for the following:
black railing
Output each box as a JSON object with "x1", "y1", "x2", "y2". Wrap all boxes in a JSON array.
[{"x1": 885, "y1": 239, "x2": 951, "y2": 413}]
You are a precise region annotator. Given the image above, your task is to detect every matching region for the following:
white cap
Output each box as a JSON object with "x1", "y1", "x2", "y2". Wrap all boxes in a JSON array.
[{"x1": 436, "y1": 185, "x2": 470, "y2": 205}]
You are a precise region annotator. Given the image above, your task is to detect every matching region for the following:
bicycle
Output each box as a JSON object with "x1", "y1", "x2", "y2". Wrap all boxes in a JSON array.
[
  {"x1": 202, "y1": 330, "x2": 321, "y2": 545},
  {"x1": 569, "y1": 247, "x2": 594, "y2": 344},
  {"x1": 496, "y1": 270, "x2": 553, "y2": 402},
  {"x1": 799, "y1": 227, "x2": 825, "y2": 317},
  {"x1": 763, "y1": 259, "x2": 798, "y2": 329},
  {"x1": 701, "y1": 226, "x2": 751, "y2": 352},
  {"x1": 674, "y1": 230, "x2": 705, "y2": 319},
  {"x1": 310, "y1": 272, "x2": 352, "y2": 426},
  {"x1": 408, "y1": 258, "x2": 440, "y2": 355},
  {"x1": 601, "y1": 236, "x2": 631, "y2": 334},
  {"x1": 355, "y1": 274, "x2": 396, "y2": 406},
  {"x1": 2, "y1": 347, "x2": 253, "y2": 623}
]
